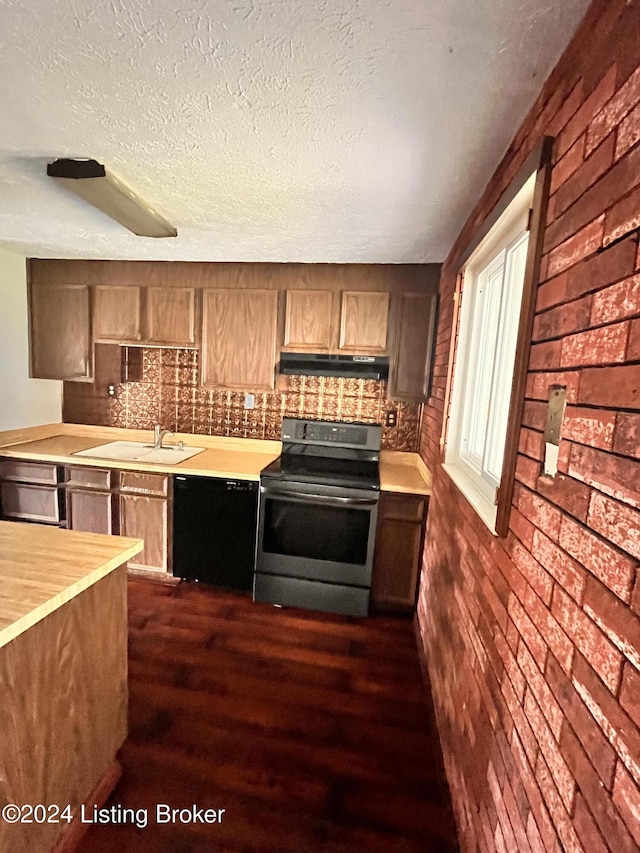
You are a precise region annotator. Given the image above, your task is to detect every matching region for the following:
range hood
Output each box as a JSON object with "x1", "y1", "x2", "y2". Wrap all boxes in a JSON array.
[{"x1": 278, "y1": 352, "x2": 389, "y2": 380}]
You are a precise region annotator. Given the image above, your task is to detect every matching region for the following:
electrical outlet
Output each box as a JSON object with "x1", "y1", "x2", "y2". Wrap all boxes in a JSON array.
[
  {"x1": 385, "y1": 409, "x2": 398, "y2": 427},
  {"x1": 244, "y1": 393, "x2": 255, "y2": 410}
]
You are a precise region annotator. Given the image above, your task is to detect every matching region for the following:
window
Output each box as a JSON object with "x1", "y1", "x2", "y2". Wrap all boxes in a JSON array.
[{"x1": 444, "y1": 173, "x2": 536, "y2": 533}]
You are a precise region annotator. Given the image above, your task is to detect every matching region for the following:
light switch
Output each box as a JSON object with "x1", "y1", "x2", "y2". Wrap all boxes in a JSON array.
[{"x1": 244, "y1": 393, "x2": 255, "y2": 410}]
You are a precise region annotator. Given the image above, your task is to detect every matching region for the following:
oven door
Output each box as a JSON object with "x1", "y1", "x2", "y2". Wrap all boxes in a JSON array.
[{"x1": 256, "y1": 478, "x2": 379, "y2": 586}]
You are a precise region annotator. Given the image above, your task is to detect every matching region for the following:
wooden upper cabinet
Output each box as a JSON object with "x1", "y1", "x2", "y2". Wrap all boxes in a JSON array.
[
  {"x1": 201, "y1": 289, "x2": 278, "y2": 390},
  {"x1": 283, "y1": 290, "x2": 333, "y2": 351},
  {"x1": 93, "y1": 285, "x2": 142, "y2": 343},
  {"x1": 388, "y1": 291, "x2": 438, "y2": 402},
  {"x1": 93, "y1": 285, "x2": 196, "y2": 347},
  {"x1": 338, "y1": 291, "x2": 389, "y2": 353},
  {"x1": 146, "y1": 287, "x2": 196, "y2": 347},
  {"x1": 29, "y1": 282, "x2": 92, "y2": 381}
]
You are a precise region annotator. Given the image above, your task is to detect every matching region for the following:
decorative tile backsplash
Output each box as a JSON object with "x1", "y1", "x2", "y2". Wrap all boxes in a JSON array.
[{"x1": 64, "y1": 348, "x2": 421, "y2": 452}]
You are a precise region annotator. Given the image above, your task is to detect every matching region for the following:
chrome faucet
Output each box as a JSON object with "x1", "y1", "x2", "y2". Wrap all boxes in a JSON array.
[{"x1": 153, "y1": 425, "x2": 174, "y2": 449}]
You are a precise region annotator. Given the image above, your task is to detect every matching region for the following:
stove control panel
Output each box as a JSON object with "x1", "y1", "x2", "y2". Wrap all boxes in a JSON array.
[
  {"x1": 305, "y1": 423, "x2": 367, "y2": 445},
  {"x1": 282, "y1": 418, "x2": 381, "y2": 452}
]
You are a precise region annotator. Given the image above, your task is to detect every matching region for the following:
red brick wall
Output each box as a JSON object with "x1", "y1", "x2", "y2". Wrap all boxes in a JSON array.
[{"x1": 417, "y1": 1, "x2": 640, "y2": 850}]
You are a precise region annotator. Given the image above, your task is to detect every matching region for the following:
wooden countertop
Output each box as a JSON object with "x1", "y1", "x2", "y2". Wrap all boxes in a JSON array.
[
  {"x1": 0, "y1": 521, "x2": 143, "y2": 649},
  {"x1": 0, "y1": 425, "x2": 281, "y2": 481},
  {"x1": 0, "y1": 423, "x2": 431, "y2": 495},
  {"x1": 379, "y1": 451, "x2": 432, "y2": 496}
]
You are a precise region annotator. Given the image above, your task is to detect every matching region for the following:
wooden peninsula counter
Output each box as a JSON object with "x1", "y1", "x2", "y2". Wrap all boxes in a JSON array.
[{"x1": 0, "y1": 521, "x2": 142, "y2": 853}]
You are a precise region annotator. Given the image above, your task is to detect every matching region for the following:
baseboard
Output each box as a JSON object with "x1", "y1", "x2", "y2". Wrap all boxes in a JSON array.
[
  {"x1": 127, "y1": 566, "x2": 180, "y2": 585},
  {"x1": 51, "y1": 760, "x2": 122, "y2": 853}
]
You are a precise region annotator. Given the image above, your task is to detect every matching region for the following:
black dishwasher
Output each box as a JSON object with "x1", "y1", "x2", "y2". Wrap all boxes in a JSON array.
[{"x1": 173, "y1": 475, "x2": 259, "y2": 591}]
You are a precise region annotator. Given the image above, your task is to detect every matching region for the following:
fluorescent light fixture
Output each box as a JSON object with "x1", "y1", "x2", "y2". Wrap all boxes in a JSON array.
[{"x1": 47, "y1": 158, "x2": 177, "y2": 238}]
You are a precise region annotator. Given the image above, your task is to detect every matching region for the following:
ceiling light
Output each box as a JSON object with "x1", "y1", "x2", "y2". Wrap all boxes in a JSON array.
[{"x1": 47, "y1": 158, "x2": 177, "y2": 238}]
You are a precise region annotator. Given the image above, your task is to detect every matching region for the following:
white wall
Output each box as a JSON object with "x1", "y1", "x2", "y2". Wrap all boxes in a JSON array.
[{"x1": 0, "y1": 247, "x2": 61, "y2": 430}]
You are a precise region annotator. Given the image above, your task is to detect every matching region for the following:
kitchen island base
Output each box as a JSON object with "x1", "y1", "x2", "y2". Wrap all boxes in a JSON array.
[{"x1": 0, "y1": 523, "x2": 142, "y2": 853}]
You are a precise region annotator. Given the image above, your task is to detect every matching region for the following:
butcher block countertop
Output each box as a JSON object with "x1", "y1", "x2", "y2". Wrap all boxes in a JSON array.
[
  {"x1": 0, "y1": 521, "x2": 143, "y2": 650},
  {"x1": 0, "y1": 423, "x2": 432, "y2": 495},
  {"x1": 379, "y1": 451, "x2": 431, "y2": 495}
]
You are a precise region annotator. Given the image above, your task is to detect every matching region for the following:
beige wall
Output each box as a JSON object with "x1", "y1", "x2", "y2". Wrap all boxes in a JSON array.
[{"x1": 0, "y1": 247, "x2": 61, "y2": 429}]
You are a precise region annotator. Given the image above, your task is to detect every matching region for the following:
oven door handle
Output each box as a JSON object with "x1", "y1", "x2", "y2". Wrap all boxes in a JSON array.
[{"x1": 260, "y1": 487, "x2": 378, "y2": 507}]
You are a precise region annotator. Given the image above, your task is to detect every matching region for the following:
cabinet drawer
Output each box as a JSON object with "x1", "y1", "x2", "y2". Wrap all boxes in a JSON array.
[
  {"x1": 0, "y1": 459, "x2": 59, "y2": 485},
  {"x1": 380, "y1": 493, "x2": 426, "y2": 522},
  {"x1": 65, "y1": 466, "x2": 113, "y2": 491},
  {"x1": 119, "y1": 471, "x2": 169, "y2": 496},
  {"x1": 1, "y1": 482, "x2": 62, "y2": 524}
]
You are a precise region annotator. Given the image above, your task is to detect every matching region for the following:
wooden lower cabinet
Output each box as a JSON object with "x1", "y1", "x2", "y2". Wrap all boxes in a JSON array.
[
  {"x1": 371, "y1": 492, "x2": 427, "y2": 613},
  {"x1": 1, "y1": 458, "x2": 172, "y2": 576},
  {"x1": 0, "y1": 460, "x2": 62, "y2": 524},
  {"x1": 119, "y1": 493, "x2": 170, "y2": 573},
  {"x1": 65, "y1": 466, "x2": 115, "y2": 535}
]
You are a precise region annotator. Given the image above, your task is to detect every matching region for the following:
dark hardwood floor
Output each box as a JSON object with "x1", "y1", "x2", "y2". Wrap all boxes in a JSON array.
[{"x1": 77, "y1": 578, "x2": 459, "y2": 853}]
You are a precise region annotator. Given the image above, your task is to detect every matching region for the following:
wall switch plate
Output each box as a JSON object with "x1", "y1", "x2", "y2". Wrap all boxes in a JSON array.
[
  {"x1": 544, "y1": 385, "x2": 566, "y2": 445},
  {"x1": 244, "y1": 393, "x2": 255, "y2": 410},
  {"x1": 543, "y1": 385, "x2": 566, "y2": 478},
  {"x1": 386, "y1": 409, "x2": 398, "y2": 427}
]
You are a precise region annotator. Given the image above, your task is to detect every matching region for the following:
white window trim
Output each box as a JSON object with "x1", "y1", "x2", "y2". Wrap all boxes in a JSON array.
[{"x1": 444, "y1": 173, "x2": 536, "y2": 534}]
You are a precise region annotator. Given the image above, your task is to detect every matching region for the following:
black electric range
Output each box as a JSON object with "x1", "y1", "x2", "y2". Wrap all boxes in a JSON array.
[{"x1": 254, "y1": 418, "x2": 382, "y2": 617}]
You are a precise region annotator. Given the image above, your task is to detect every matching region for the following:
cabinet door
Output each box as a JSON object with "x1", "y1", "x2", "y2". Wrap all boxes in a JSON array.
[
  {"x1": 94, "y1": 285, "x2": 142, "y2": 342},
  {"x1": 388, "y1": 291, "x2": 438, "y2": 402},
  {"x1": 371, "y1": 493, "x2": 427, "y2": 612},
  {"x1": 201, "y1": 289, "x2": 278, "y2": 390},
  {"x1": 146, "y1": 287, "x2": 196, "y2": 346},
  {"x1": 29, "y1": 283, "x2": 92, "y2": 380},
  {"x1": 283, "y1": 290, "x2": 333, "y2": 351},
  {"x1": 67, "y1": 489, "x2": 114, "y2": 535},
  {"x1": 339, "y1": 291, "x2": 389, "y2": 353},
  {"x1": 119, "y1": 493, "x2": 169, "y2": 573}
]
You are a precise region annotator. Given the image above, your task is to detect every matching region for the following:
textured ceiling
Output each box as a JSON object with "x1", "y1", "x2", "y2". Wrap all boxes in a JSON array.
[{"x1": 0, "y1": 0, "x2": 590, "y2": 263}]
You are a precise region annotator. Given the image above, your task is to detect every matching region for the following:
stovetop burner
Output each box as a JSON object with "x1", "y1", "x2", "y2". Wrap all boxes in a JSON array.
[
  {"x1": 260, "y1": 453, "x2": 380, "y2": 490},
  {"x1": 261, "y1": 417, "x2": 382, "y2": 491}
]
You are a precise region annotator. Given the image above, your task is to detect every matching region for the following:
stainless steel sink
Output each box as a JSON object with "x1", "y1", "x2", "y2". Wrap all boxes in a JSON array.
[{"x1": 72, "y1": 441, "x2": 206, "y2": 465}]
